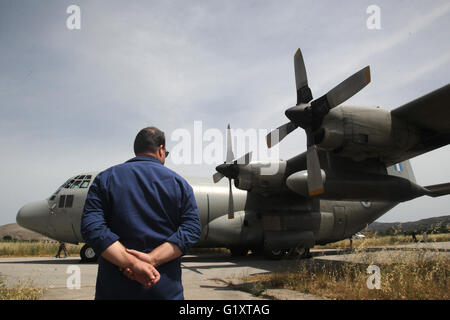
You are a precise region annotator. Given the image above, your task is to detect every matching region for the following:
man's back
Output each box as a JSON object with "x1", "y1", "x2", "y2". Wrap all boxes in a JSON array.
[{"x1": 81, "y1": 155, "x2": 201, "y2": 300}]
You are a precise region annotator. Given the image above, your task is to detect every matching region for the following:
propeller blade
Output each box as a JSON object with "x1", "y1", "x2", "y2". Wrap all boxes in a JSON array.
[
  {"x1": 294, "y1": 48, "x2": 313, "y2": 105},
  {"x1": 326, "y1": 66, "x2": 371, "y2": 109},
  {"x1": 226, "y1": 124, "x2": 235, "y2": 163},
  {"x1": 266, "y1": 122, "x2": 298, "y2": 148},
  {"x1": 228, "y1": 178, "x2": 234, "y2": 219},
  {"x1": 306, "y1": 145, "x2": 324, "y2": 196},
  {"x1": 213, "y1": 172, "x2": 224, "y2": 183},
  {"x1": 213, "y1": 124, "x2": 252, "y2": 184},
  {"x1": 234, "y1": 151, "x2": 252, "y2": 165}
]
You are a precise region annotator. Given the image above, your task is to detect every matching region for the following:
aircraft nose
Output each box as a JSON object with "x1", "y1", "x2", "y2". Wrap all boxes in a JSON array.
[{"x1": 16, "y1": 200, "x2": 49, "y2": 235}]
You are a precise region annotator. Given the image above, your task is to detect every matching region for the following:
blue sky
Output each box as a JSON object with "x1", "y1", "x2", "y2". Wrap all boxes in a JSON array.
[{"x1": 0, "y1": 0, "x2": 449, "y2": 225}]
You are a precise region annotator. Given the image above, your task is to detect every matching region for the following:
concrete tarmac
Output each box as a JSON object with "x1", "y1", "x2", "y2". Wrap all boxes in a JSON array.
[
  {"x1": 1, "y1": 242, "x2": 448, "y2": 300},
  {"x1": 0, "y1": 253, "x2": 302, "y2": 300}
]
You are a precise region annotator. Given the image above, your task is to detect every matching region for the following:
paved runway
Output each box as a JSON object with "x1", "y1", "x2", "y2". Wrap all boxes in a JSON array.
[
  {"x1": 0, "y1": 253, "x2": 302, "y2": 300},
  {"x1": 1, "y1": 242, "x2": 448, "y2": 300}
]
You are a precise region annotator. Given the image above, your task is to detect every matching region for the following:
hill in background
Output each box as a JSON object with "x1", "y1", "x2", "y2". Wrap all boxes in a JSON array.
[
  {"x1": 0, "y1": 223, "x2": 53, "y2": 241},
  {"x1": 368, "y1": 215, "x2": 450, "y2": 234}
]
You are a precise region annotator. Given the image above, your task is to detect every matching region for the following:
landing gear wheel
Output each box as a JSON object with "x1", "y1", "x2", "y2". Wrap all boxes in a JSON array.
[
  {"x1": 230, "y1": 247, "x2": 249, "y2": 257},
  {"x1": 263, "y1": 246, "x2": 286, "y2": 260},
  {"x1": 250, "y1": 247, "x2": 263, "y2": 256},
  {"x1": 80, "y1": 244, "x2": 98, "y2": 263},
  {"x1": 301, "y1": 247, "x2": 312, "y2": 259},
  {"x1": 288, "y1": 246, "x2": 311, "y2": 259}
]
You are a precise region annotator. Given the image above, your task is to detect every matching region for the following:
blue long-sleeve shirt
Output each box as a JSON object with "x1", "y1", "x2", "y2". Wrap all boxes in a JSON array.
[{"x1": 80, "y1": 156, "x2": 201, "y2": 300}]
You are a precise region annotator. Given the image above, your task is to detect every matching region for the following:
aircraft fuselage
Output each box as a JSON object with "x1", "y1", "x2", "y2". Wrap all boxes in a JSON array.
[{"x1": 16, "y1": 172, "x2": 397, "y2": 251}]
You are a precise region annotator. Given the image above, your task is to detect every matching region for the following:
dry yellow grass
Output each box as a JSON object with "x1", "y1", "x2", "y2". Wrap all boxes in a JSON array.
[
  {"x1": 0, "y1": 241, "x2": 83, "y2": 257},
  {"x1": 0, "y1": 277, "x2": 44, "y2": 300},
  {"x1": 316, "y1": 233, "x2": 450, "y2": 249},
  {"x1": 245, "y1": 247, "x2": 449, "y2": 300}
]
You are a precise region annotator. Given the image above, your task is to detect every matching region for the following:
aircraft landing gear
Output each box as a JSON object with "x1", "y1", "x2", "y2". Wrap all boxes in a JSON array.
[
  {"x1": 261, "y1": 242, "x2": 312, "y2": 260},
  {"x1": 229, "y1": 247, "x2": 249, "y2": 257},
  {"x1": 264, "y1": 248, "x2": 286, "y2": 260},
  {"x1": 262, "y1": 244, "x2": 287, "y2": 260},
  {"x1": 80, "y1": 244, "x2": 98, "y2": 263},
  {"x1": 287, "y1": 246, "x2": 312, "y2": 259}
]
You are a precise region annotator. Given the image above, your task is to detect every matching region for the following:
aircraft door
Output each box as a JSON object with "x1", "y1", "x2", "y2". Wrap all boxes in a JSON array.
[
  {"x1": 69, "y1": 192, "x2": 85, "y2": 243},
  {"x1": 333, "y1": 206, "x2": 347, "y2": 240},
  {"x1": 48, "y1": 193, "x2": 78, "y2": 243}
]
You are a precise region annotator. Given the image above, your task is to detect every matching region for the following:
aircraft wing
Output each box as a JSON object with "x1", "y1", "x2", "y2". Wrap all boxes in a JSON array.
[{"x1": 386, "y1": 84, "x2": 450, "y2": 165}]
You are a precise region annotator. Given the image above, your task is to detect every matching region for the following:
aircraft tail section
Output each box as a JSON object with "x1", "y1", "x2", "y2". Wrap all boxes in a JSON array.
[
  {"x1": 387, "y1": 160, "x2": 450, "y2": 198},
  {"x1": 387, "y1": 160, "x2": 417, "y2": 183},
  {"x1": 424, "y1": 182, "x2": 450, "y2": 198}
]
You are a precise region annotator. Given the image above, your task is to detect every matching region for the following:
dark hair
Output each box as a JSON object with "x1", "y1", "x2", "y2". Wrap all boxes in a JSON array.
[{"x1": 134, "y1": 127, "x2": 165, "y2": 155}]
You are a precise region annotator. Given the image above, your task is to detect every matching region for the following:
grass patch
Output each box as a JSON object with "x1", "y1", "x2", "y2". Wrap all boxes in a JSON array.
[
  {"x1": 0, "y1": 241, "x2": 83, "y2": 257},
  {"x1": 244, "y1": 248, "x2": 449, "y2": 300},
  {"x1": 0, "y1": 241, "x2": 232, "y2": 257},
  {"x1": 0, "y1": 277, "x2": 44, "y2": 300},
  {"x1": 316, "y1": 233, "x2": 450, "y2": 249}
]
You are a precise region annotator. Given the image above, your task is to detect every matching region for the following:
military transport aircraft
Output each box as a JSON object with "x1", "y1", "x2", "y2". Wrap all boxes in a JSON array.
[{"x1": 16, "y1": 49, "x2": 450, "y2": 262}]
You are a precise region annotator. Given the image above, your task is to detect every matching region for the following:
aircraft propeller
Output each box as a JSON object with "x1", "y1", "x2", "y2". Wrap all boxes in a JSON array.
[
  {"x1": 213, "y1": 124, "x2": 252, "y2": 219},
  {"x1": 266, "y1": 48, "x2": 371, "y2": 196}
]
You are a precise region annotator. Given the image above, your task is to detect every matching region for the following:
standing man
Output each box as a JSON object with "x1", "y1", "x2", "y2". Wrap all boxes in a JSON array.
[
  {"x1": 55, "y1": 241, "x2": 69, "y2": 258},
  {"x1": 412, "y1": 230, "x2": 418, "y2": 243},
  {"x1": 81, "y1": 126, "x2": 202, "y2": 300}
]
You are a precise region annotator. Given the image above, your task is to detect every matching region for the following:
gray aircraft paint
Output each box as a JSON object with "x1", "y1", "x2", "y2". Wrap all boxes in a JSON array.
[{"x1": 15, "y1": 158, "x2": 411, "y2": 250}]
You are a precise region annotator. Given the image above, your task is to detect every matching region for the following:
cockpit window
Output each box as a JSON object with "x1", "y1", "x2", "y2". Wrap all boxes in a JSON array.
[
  {"x1": 71, "y1": 180, "x2": 81, "y2": 189},
  {"x1": 64, "y1": 180, "x2": 75, "y2": 188},
  {"x1": 80, "y1": 181, "x2": 90, "y2": 188},
  {"x1": 62, "y1": 175, "x2": 92, "y2": 189},
  {"x1": 50, "y1": 175, "x2": 93, "y2": 199}
]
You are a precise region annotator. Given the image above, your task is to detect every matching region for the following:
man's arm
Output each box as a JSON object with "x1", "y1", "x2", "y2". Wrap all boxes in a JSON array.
[
  {"x1": 81, "y1": 175, "x2": 121, "y2": 254},
  {"x1": 126, "y1": 242, "x2": 182, "y2": 268},
  {"x1": 164, "y1": 181, "x2": 202, "y2": 255},
  {"x1": 103, "y1": 241, "x2": 160, "y2": 288},
  {"x1": 102, "y1": 240, "x2": 146, "y2": 269}
]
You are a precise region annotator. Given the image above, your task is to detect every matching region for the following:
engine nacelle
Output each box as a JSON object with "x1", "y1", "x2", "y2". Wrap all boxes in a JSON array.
[
  {"x1": 234, "y1": 160, "x2": 288, "y2": 195},
  {"x1": 316, "y1": 105, "x2": 421, "y2": 161}
]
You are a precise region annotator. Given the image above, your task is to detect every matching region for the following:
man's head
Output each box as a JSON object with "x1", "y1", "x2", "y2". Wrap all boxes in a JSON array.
[{"x1": 134, "y1": 127, "x2": 168, "y2": 164}]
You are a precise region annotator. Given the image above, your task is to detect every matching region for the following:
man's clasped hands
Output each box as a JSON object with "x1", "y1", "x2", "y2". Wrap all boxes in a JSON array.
[{"x1": 120, "y1": 248, "x2": 161, "y2": 289}]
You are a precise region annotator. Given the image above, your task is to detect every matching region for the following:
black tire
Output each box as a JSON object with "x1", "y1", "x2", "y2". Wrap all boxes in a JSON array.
[
  {"x1": 263, "y1": 246, "x2": 286, "y2": 260},
  {"x1": 80, "y1": 244, "x2": 98, "y2": 263},
  {"x1": 230, "y1": 247, "x2": 249, "y2": 257},
  {"x1": 302, "y1": 247, "x2": 312, "y2": 259},
  {"x1": 288, "y1": 247, "x2": 311, "y2": 259}
]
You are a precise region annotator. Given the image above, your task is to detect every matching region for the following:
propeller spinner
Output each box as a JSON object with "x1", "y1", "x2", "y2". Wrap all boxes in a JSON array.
[{"x1": 213, "y1": 124, "x2": 252, "y2": 219}]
